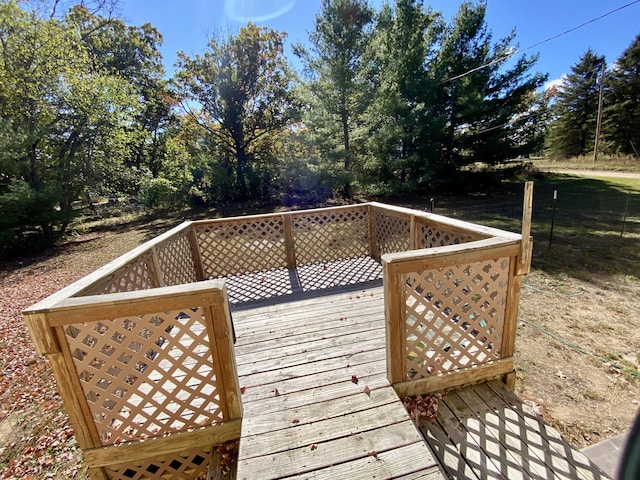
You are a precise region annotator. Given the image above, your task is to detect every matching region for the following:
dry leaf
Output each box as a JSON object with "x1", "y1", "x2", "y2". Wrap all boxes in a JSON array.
[
  {"x1": 274, "y1": 388, "x2": 280, "y2": 397},
  {"x1": 292, "y1": 418, "x2": 300, "y2": 424},
  {"x1": 240, "y1": 386, "x2": 246, "y2": 394},
  {"x1": 351, "y1": 375, "x2": 359, "y2": 384},
  {"x1": 363, "y1": 386, "x2": 371, "y2": 396},
  {"x1": 310, "y1": 443, "x2": 318, "y2": 451}
]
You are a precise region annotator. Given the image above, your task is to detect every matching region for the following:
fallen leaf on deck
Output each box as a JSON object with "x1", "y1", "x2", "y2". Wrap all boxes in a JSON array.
[
  {"x1": 274, "y1": 388, "x2": 280, "y2": 397},
  {"x1": 310, "y1": 443, "x2": 318, "y2": 451},
  {"x1": 292, "y1": 418, "x2": 299, "y2": 424},
  {"x1": 240, "y1": 386, "x2": 246, "y2": 394},
  {"x1": 351, "y1": 375, "x2": 358, "y2": 384},
  {"x1": 363, "y1": 386, "x2": 371, "y2": 396}
]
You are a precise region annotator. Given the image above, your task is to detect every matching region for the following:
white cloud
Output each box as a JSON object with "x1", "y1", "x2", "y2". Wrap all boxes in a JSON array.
[{"x1": 544, "y1": 75, "x2": 567, "y2": 91}]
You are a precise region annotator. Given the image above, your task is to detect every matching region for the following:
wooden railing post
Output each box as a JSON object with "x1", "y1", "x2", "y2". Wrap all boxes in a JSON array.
[
  {"x1": 383, "y1": 259, "x2": 405, "y2": 385},
  {"x1": 368, "y1": 204, "x2": 380, "y2": 260},
  {"x1": 282, "y1": 213, "x2": 297, "y2": 269},
  {"x1": 189, "y1": 223, "x2": 207, "y2": 281}
]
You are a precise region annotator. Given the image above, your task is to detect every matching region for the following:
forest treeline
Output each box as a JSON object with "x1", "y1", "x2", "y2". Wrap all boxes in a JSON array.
[{"x1": 0, "y1": 0, "x2": 638, "y2": 247}]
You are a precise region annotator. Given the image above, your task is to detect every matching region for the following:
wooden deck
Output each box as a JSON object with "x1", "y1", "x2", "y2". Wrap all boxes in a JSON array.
[
  {"x1": 228, "y1": 269, "x2": 611, "y2": 480},
  {"x1": 232, "y1": 282, "x2": 444, "y2": 479}
]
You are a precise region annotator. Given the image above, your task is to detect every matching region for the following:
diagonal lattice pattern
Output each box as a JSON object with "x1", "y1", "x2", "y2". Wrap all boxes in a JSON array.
[
  {"x1": 83, "y1": 252, "x2": 158, "y2": 296},
  {"x1": 291, "y1": 207, "x2": 369, "y2": 264},
  {"x1": 63, "y1": 308, "x2": 223, "y2": 445},
  {"x1": 224, "y1": 267, "x2": 295, "y2": 304},
  {"x1": 415, "y1": 221, "x2": 484, "y2": 249},
  {"x1": 104, "y1": 446, "x2": 212, "y2": 480},
  {"x1": 374, "y1": 211, "x2": 411, "y2": 255},
  {"x1": 297, "y1": 256, "x2": 382, "y2": 291},
  {"x1": 155, "y1": 229, "x2": 199, "y2": 286},
  {"x1": 403, "y1": 257, "x2": 510, "y2": 380},
  {"x1": 196, "y1": 218, "x2": 287, "y2": 278}
]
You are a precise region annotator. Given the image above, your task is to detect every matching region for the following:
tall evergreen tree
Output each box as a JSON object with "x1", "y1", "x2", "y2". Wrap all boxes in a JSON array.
[
  {"x1": 364, "y1": 0, "x2": 442, "y2": 190},
  {"x1": 604, "y1": 34, "x2": 640, "y2": 157},
  {"x1": 547, "y1": 48, "x2": 605, "y2": 159},
  {"x1": 431, "y1": 1, "x2": 547, "y2": 182},
  {"x1": 294, "y1": 0, "x2": 374, "y2": 197}
]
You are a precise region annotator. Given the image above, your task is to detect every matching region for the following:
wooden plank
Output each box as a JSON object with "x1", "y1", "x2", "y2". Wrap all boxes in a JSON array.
[
  {"x1": 381, "y1": 237, "x2": 520, "y2": 274},
  {"x1": 393, "y1": 357, "x2": 514, "y2": 398},
  {"x1": 237, "y1": 348, "x2": 386, "y2": 390},
  {"x1": 43, "y1": 280, "x2": 226, "y2": 326},
  {"x1": 25, "y1": 221, "x2": 193, "y2": 312},
  {"x1": 485, "y1": 381, "x2": 611, "y2": 480},
  {"x1": 368, "y1": 203, "x2": 380, "y2": 260},
  {"x1": 233, "y1": 319, "x2": 384, "y2": 361},
  {"x1": 369, "y1": 202, "x2": 521, "y2": 241},
  {"x1": 236, "y1": 336, "x2": 384, "y2": 377},
  {"x1": 471, "y1": 383, "x2": 581, "y2": 479},
  {"x1": 501, "y1": 260, "x2": 522, "y2": 360},
  {"x1": 23, "y1": 312, "x2": 59, "y2": 355},
  {"x1": 519, "y1": 181, "x2": 534, "y2": 273},
  {"x1": 150, "y1": 246, "x2": 167, "y2": 287},
  {"x1": 282, "y1": 214, "x2": 297, "y2": 268},
  {"x1": 291, "y1": 441, "x2": 443, "y2": 479},
  {"x1": 239, "y1": 369, "x2": 390, "y2": 412},
  {"x1": 455, "y1": 387, "x2": 563, "y2": 480},
  {"x1": 383, "y1": 260, "x2": 404, "y2": 385},
  {"x1": 241, "y1": 393, "x2": 412, "y2": 459},
  {"x1": 418, "y1": 416, "x2": 481, "y2": 480},
  {"x1": 48, "y1": 348, "x2": 102, "y2": 449},
  {"x1": 237, "y1": 421, "x2": 425, "y2": 480},
  {"x1": 433, "y1": 398, "x2": 507, "y2": 478},
  {"x1": 207, "y1": 298, "x2": 243, "y2": 420},
  {"x1": 83, "y1": 419, "x2": 242, "y2": 468},
  {"x1": 189, "y1": 223, "x2": 207, "y2": 281},
  {"x1": 242, "y1": 386, "x2": 400, "y2": 437}
]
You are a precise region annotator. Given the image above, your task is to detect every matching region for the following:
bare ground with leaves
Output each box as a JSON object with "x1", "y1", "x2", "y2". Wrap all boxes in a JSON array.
[{"x1": 1, "y1": 209, "x2": 639, "y2": 478}]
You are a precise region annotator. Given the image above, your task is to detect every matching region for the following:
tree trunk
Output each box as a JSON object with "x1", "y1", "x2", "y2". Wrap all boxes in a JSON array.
[{"x1": 341, "y1": 105, "x2": 351, "y2": 198}]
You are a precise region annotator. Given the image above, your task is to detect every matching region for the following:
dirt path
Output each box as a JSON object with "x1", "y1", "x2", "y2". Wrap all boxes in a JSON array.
[{"x1": 546, "y1": 168, "x2": 640, "y2": 179}]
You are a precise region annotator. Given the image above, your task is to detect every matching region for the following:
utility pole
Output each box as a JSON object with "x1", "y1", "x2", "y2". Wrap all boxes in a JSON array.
[{"x1": 593, "y1": 61, "x2": 605, "y2": 163}]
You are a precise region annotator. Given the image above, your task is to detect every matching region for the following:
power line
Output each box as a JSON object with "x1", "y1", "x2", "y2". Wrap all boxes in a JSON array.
[{"x1": 444, "y1": 0, "x2": 640, "y2": 84}]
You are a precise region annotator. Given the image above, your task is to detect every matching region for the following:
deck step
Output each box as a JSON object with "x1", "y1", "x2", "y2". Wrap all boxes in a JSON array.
[{"x1": 417, "y1": 380, "x2": 612, "y2": 480}]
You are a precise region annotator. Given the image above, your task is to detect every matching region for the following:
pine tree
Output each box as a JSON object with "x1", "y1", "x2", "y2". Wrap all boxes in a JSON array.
[
  {"x1": 294, "y1": 0, "x2": 374, "y2": 197},
  {"x1": 604, "y1": 34, "x2": 640, "y2": 157},
  {"x1": 547, "y1": 49, "x2": 605, "y2": 159},
  {"x1": 431, "y1": 1, "x2": 547, "y2": 182}
]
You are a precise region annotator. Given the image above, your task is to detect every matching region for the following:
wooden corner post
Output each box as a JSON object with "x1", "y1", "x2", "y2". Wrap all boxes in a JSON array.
[{"x1": 383, "y1": 258, "x2": 404, "y2": 385}]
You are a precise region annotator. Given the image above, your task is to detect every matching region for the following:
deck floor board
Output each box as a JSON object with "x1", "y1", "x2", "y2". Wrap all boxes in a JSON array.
[
  {"x1": 229, "y1": 270, "x2": 609, "y2": 480},
  {"x1": 232, "y1": 285, "x2": 444, "y2": 480}
]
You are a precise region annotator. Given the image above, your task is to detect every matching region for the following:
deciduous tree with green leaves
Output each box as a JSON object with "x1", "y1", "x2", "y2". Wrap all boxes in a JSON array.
[{"x1": 174, "y1": 23, "x2": 299, "y2": 200}]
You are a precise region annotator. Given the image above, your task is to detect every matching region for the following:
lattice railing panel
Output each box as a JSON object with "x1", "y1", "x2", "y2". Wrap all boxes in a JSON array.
[
  {"x1": 374, "y1": 211, "x2": 411, "y2": 255},
  {"x1": 292, "y1": 207, "x2": 369, "y2": 264},
  {"x1": 104, "y1": 446, "x2": 212, "y2": 480},
  {"x1": 416, "y1": 221, "x2": 484, "y2": 249},
  {"x1": 63, "y1": 308, "x2": 224, "y2": 445},
  {"x1": 195, "y1": 218, "x2": 287, "y2": 278},
  {"x1": 403, "y1": 257, "x2": 510, "y2": 380},
  {"x1": 83, "y1": 252, "x2": 158, "y2": 296},
  {"x1": 155, "y1": 229, "x2": 199, "y2": 286}
]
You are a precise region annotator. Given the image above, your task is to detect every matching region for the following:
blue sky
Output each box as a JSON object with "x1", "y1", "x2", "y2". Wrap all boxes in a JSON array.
[{"x1": 119, "y1": 0, "x2": 640, "y2": 87}]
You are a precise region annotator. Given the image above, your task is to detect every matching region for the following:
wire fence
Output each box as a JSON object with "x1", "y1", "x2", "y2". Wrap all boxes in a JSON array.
[{"x1": 430, "y1": 189, "x2": 640, "y2": 241}]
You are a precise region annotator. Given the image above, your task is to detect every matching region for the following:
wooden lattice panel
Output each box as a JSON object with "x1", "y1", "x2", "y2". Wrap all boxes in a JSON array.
[
  {"x1": 374, "y1": 211, "x2": 411, "y2": 255},
  {"x1": 403, "y1": 257, "x2": 510, "y2": 380},
  {"x1": 415, "y1": 221, "x2": 483, "y2": 249},
  {"x1": 195, "y1": 218, "x2": 287, "y2": 278},
  {"x1": 83, "y1": 252, "x2": 158, "y2": 295},
  {"x1": 155, "y1": 230, "x2": 199, "y2": 286},
  {"x1": 63, "y1": 308, "x2": 224, "y2": 445},
  {"x1": 104, "y1": 446, "x2": 212, "y2": 480},
  {"x1": 292, "y1": 207, "x2": 369, "y2": 264}
]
